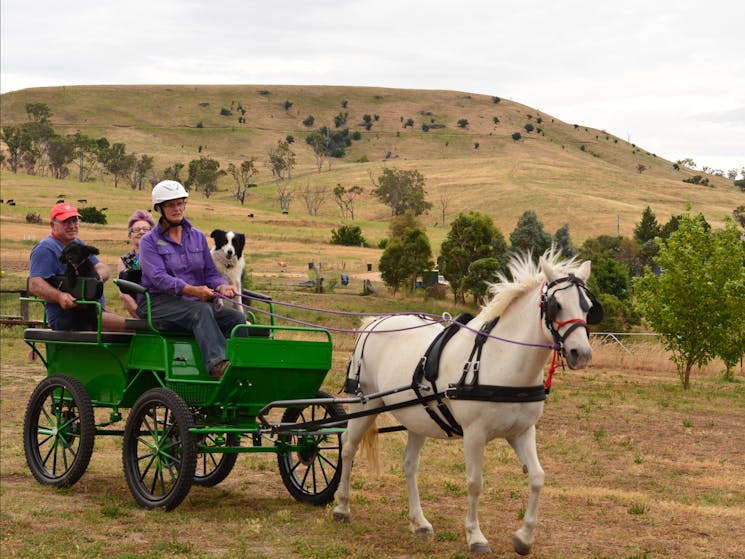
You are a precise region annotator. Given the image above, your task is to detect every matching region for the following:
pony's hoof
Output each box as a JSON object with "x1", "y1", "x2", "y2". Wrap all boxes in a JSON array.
[
  {"x1": 512, "y1": 533, "x2": 532, "y2": 556},
  {"x1": 469, "y1": 542, "x2": 492, "y2": 554},
  {"x1": 333, "y1": 511, "x2": 350, "y2": 523},
  {"x1": 414, "y1": 526, "x2": 434, "y2": 539}
]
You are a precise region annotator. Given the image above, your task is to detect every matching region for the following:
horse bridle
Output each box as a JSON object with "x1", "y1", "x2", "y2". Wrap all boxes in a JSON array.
[{"x1": 540, "y1": 273, "x2": 603, "y2": 350}]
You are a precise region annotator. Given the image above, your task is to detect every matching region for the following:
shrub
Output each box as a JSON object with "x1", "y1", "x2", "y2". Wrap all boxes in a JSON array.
[
  {"x1": 351, "y1": 131, "x2": 362, "y2": 141},
  {"x1": 734, "y1": 179, "x2": 745, "y2": 192},
  {"x1": 283, "y1": 100, "x2": 293, "y2": 111},
  {"x1": 303, "y1": 115, "x2": 315, "y2": 127},
  {"x1": 422, "y1": 124, "x2": 430, "y2": 132},
  {"x1": 457, "y1": 119, "x2": 469, "y2": 128},
  {"x1": 219, "y1": 107, "x2": 232, "y2": 116},
  {"x1": 683, "y1": 175, "x2": 710, "y2": 186},
  {"x1": 511, "y1": 132, "x2": 522, "y2": 142},
  {"x1": 492, "y1": 96, "x2": 501, "y2": 103},
  {"x1": 330, "y1": 225, "x2": 367, "y2": 246},
  {"x1": 524, "y1": 123, "x2": 534, "y2": 133},
  {"x1": 79, "y1": 206, "x2": 107, "y2": 225},
  {"x1": 493, "y1": 116, "x2": 500, "y2": 124},
  {"x1": 25, "y1": 212, "x2": 42, "y2": 224},
  {"x1": 334, "y1": 112, "x2": 348, "y2": 128},
  {"x1": 196, "y1": 121, "x2": 204, "y2": 128}
]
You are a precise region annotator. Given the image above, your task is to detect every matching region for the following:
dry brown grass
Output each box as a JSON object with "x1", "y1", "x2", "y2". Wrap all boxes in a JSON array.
[{"x1": 1, "y1": 331, "x2": 743, "y2": 559}]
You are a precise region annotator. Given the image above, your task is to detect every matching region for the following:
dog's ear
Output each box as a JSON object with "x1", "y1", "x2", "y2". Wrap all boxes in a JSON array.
[
  {"x1": 85, "y1": 244, "x2": 100, "y2": 256},
  {"x1": 233, "y1": 233, "x2": 246, "y2": 254},
  {"x1": 210, "y1": 229, "x2": 223, "y2": 240}
]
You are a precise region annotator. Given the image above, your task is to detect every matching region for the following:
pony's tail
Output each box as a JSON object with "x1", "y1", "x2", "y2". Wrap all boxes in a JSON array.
[{"x1": 360, "y1": 417, "x2": 381, "y2": 476}]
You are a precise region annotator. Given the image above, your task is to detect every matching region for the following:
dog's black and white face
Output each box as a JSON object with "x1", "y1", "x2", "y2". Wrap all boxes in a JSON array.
[{"x1": 210, "y1": 229, "x2": 246, "y2": 266}]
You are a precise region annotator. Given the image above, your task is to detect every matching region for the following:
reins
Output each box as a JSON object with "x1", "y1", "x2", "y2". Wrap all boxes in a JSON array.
[{"x1": 214, "y1": 291, "x2": 559, "y2": 349}]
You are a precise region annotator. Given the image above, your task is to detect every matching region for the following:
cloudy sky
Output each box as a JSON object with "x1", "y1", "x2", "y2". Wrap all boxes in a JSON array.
[{"x1": 2, "y1": 0, "x2": 743, "y2": 175}]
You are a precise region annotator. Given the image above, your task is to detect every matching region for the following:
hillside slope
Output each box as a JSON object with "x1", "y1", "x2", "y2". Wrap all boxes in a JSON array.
[{"x1": 1, "y1": 84, "x2": 740, "y2": 241}]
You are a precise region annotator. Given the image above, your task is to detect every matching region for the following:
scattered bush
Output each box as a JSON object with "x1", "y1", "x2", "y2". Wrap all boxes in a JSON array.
[
  {"x1": 79, "y1": 206, "x2": 107, "y2": 225},
  {"x1": 524, "y1": 123, "x2": 534, "y2": 133},
  {"x1": 25, "y1": 212, "x2": 42, "y2": 224},
  {"x1": 734, "y1": 179, "x2": 745, "y2": 192},
  {"x1": 330, "y1": 224, "x2": 367, "y2": 246},
  {"x1": 493, "y1": 116, "x2": 500, "y2": 124},
  {"x1": 457, "y1": 119, "x2": 469, "y2": 128},
  {"x1": 511, "y1": 132, "x2": 522, "y2": 142},
  {"x1": 283, "y1": 100, "x2": 293, "y2": 111},
  {"x1": 334, "y1": 112, "x2": 348, "y2": 128},
  {"x1": 196, "y1": 121, "x2": 204, "y2": 128},
  {"x1": 683, "y1": 175, "x2": 711, "y2": 186},
  {"x1": 219, "y1": 107, "x2": 232, "y2": 116},
  {"x1": 303, "y1": 115, "x2": 315, "y2": 127},
  {"x1": 492, "y1": 96, "x2": 501, "y2": 104}
]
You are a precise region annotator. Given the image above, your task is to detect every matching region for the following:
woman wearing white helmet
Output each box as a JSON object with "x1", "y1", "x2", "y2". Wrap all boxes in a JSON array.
[{"x1": 137, "y1": 180, "x2": 244, "y2": 380}]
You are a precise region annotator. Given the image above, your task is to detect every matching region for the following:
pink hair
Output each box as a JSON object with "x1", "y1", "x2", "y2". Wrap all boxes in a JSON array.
[{"x1": 127, "y1": 209, "x2": 155, "y2": 230}]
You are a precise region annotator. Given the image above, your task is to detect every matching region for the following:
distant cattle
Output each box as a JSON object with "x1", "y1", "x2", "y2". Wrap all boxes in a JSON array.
[
  {"x1": 57, "y1": 199, "x2": 65, "y2": 203},
  {"x1": 7, "y1": 199, "x2": 15, "y2": 206},
  {"x1": 77, "y1": 199, "x2": 87, "y2": 204},
  {"x1": 247, "y1": 213, "x2": 254, "y2": 218}
]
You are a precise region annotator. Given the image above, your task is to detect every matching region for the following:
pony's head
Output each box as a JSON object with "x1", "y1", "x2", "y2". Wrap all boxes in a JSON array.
[
  {"x1": 538, "y1": 250, "x2": 601, "y2": 369},
  {"x1": 482, "y1": 248, "x2": 601, "y2": 369}
]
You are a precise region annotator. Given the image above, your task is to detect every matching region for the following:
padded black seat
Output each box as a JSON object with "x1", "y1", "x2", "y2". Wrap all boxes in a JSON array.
[{"x1": 24, "y1": 328, "x2": 135, "y2": 344}]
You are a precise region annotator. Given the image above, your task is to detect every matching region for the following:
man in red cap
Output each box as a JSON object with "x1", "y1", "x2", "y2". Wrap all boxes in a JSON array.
[{"x1": 28, "y1": 203, "x2": 126, "y2": 331}]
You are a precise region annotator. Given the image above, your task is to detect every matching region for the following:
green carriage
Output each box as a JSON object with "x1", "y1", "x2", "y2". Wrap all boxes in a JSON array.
[{"x1": 21, "y1": 279, "x2": 344, "y2": 510}]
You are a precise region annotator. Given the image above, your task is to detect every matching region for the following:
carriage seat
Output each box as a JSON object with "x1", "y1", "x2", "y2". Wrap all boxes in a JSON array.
[{"x1": 24, "y1": 328, "x2": 135, "y2": 344}]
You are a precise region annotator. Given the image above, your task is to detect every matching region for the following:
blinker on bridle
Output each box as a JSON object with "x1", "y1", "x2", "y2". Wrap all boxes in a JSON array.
[{"x1": 540, "y1": 273, "x2": 603, "y2": 348}]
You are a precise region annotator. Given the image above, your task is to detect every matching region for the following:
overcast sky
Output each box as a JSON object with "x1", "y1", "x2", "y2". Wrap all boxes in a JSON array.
[{"x1": 2, "y1": 0, "x2": 743, "y2": 175}]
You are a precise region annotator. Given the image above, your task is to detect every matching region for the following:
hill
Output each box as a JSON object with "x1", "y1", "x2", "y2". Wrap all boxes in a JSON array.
[{"x1": 1, "y1": 85, "x2": 741, "y2": 286}]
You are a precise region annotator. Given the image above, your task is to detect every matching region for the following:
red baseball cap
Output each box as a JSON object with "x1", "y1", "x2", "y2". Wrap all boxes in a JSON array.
[{"x1": 50, "y1": 203, "x2": 82, "y2": 222}]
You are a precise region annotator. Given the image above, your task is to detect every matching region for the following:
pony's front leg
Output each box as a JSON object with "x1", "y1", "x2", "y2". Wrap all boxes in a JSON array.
[
  {"x1": 333, "y1": 415, "x2": 376, "y2": 522},
  {"x1": 463, "y1": 430, "x2": 491, "y2": 553},
  {"x1": 508, "y1": 426, "x2": 545, "y2": 556},
  {"x1": 403, "y1": 432, "x2": 433, "y2": 537}
]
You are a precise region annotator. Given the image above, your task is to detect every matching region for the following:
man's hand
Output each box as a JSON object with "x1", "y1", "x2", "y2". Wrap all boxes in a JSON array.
[
  {"x1": 57, "y1": 291, "x2": 77, "y2": 309},
  {"x1": 215, "y1": 284, "x2": 239, "y2": 298},
  {"x1": 182, "y1": 284, "x2": 216, "y2": 301}
]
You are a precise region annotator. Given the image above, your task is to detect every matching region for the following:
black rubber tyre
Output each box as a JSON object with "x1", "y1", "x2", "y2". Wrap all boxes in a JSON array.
[
  {"x1": 193, "y1": 433, "x2": 239, "y2": 487},
  {"x1": 122, "y1": 388, "x2": 196, "y2": 510},
  {"x1": 277, "y1": 390, "x2": 345, "y2": 505},
  {"x1": 23, "y1": 374, "x2": 95, "y2": 488}
]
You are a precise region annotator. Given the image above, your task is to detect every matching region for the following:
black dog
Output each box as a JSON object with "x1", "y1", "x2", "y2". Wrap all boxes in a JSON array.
[{"x1": 56, "y1": 243, "x2": 102, "y2": 330}]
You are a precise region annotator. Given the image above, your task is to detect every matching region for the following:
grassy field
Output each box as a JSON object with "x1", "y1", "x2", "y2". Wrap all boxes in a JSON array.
[
  {"x1": 1, "y1": 84, "x2": 744, "y2": 558},
  {"x1": 1, "y1": 329, "x2": 743, "y2": 559}
]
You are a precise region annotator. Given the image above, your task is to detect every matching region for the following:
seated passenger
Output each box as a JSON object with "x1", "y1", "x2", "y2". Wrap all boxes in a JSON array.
[
  {"x1": 138, "y1": 181, "x2": 245, "y2": 380},
  {"x1": 28, "y1": 202, "x2": 127, "y2": 331},
  {"x1": 117, "y1": 209, "x2": 156, "y2": 317}
]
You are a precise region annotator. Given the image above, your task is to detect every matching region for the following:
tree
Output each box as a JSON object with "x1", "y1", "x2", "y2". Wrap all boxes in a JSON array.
[
  {"x1": 509, "y1": 210, "x2": 552, "y2": 260},
  {"x1": 1, "y1": 126, "x2": 32, "y2": 173},
  {"x1": 463, "y1": 257, "x2": 502, "y2": 305},
  {"x1": 306, "y1": 127, "x2": 352, "y2": 171},
  {"x1": 186, "y1": 156, "x2": 224, "y2": 197},
  {"x1": 634, "y1": 206, "x2": 661, "y2": 243},
  {"x1": 129, "y1": 154, "x2": 155, "y2": 191},
  {"x1": 161, "y1": 162, "x2": 185, "y2": 184},
  {"x1": 553, "y1": 224, "x2": 577, "y2": 258},
  {"x1": 512, "y1": 132, "x2": 522, "y2": 142},
  {"x1": 70, "y1": 131, "x2": 104, "y2": 182},
  {"x1": 379, "y1": 227, "x2": 432, "y2": 294},
  {"x1": 300, "y1": 181, "x2": 327, "y2": 216},
  {"x1": 370, "y1": 167, "x2": 432, "y2": 216},
  {"x1": 46, "y1": 135, "x2": 74, "y2": 179},
  {"x1": 634, "y1": 215, "x2": 745, "y2": 388},
  {"x1": 227, "y1": 158, "x2": 258, "y2": 204},
  {"x1": 267, "y1": 140, "x2": 295, "y2": 182},
  {"x1": 333, "y1": 184, "x2": 363, "y2": 220},
  {"x1": 457, "y1": 119, "x2": 469, "y2": 129},
  {"x1": 379, "y1": 241, "x2": 406, "y2": 295},
  {"x1": 438, "y1": 212, "x2": 508, "y2": 303}
]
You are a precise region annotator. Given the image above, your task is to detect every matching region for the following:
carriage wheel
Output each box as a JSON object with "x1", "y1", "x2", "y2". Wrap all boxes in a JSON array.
[
  {"x1": 193, "y1": 433, "x2": 239, "y2": 487},
  {"x1": 122, "y1": 388, "x2": 196, "y2": 510},
  {"x1": 23, "y1": 374, "x2": 95, "y2": 488},
  {"x1": 277, "y1": 390, "x2": 345, "y2": 505}
]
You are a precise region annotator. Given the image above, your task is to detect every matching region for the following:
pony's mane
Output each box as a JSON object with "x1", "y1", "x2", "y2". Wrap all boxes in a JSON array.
[{"x1": 478, "y1": 248, "x2": 581, "y2": 322}]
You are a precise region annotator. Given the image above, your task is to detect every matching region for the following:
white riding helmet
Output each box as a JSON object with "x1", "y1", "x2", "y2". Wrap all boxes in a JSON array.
[{"x1": 152, "y1": 180, "x2": 189, "y2": 209}]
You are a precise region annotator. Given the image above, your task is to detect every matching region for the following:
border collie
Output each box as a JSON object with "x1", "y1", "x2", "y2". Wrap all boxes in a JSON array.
[{"x1": 210, "y1": 229, "x2": 246, "y2": 315}]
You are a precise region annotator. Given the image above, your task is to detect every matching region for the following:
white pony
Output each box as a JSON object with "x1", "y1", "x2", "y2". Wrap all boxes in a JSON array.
[{"x1": 333, "y1": 250, "x2": 601, "y2": 555}]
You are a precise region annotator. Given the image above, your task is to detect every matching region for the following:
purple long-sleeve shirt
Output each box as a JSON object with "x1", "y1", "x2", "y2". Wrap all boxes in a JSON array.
[{"x1": 139, "y1": 218, "x2": 227, "y2": 300}]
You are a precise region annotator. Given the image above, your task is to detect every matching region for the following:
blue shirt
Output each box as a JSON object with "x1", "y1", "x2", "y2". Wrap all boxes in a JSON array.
[
  {"x1": 29, "y1": 235, "x2": 103, "y2": 327},
  {"x1": 138, "y1": 218, "x2": 227, "y2": 300}
]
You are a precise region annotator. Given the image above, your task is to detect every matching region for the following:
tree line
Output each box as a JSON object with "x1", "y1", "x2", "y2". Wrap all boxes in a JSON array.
[{"x1": 372, "y1": 206, "x2": 744, "y2": 388}]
